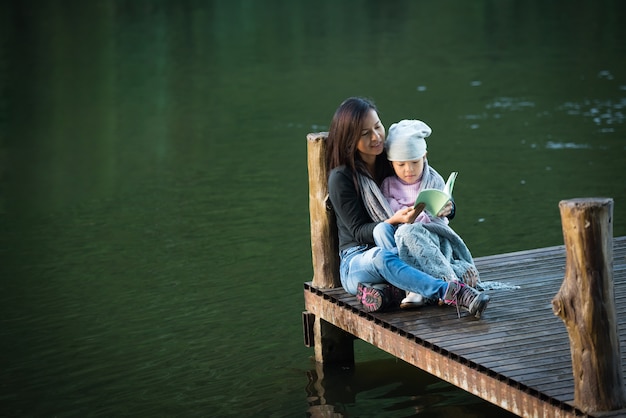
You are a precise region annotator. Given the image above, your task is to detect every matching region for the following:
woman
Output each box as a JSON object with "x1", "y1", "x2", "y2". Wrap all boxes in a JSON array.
[{"x1": 325, "y1": 97, "x2": 489, "y2": 318}]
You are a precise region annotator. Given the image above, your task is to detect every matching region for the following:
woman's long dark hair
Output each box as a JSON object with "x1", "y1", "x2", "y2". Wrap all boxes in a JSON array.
[{"x1": 326, "y1": 97, "x2": 392, "y2": 194}]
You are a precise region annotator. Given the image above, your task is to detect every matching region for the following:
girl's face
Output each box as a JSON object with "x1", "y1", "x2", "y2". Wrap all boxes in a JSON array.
[
  {"x1": 391, "y1": 157, "x2": 425, "y2": 184},
  {"x1": 356, "y1": 109, "x2": 385, "y2": 163}
]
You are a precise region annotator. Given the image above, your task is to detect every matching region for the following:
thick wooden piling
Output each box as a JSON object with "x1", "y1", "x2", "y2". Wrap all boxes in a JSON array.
[
  {"x1": 552, "y1": 198, "x2": 626, "y2": 413},
  {"x1": 305, "y1": 132, "x2": 353, "y2": 365},
  {"x1": 306, "y1": 132, "x2": 338, "y2": 289}
]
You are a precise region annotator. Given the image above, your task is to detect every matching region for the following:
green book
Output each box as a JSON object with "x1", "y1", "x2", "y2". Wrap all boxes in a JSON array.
[{"x1": 414, "y1": 172, "x2": 458, "y2": 215}]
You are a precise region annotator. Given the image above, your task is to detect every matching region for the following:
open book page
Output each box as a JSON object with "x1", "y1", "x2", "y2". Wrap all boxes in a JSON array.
[
  {"x1": 443, "y1": 171, "x2": 457, "y2": 196},
  {"x1": 414, "y1": 172, "x2": 458, "y2": 215}
]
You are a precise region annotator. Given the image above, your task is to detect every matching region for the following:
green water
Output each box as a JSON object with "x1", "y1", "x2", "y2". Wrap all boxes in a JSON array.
[{"x1": 1, "y1": 1, "x2": 625, "y2": 417}]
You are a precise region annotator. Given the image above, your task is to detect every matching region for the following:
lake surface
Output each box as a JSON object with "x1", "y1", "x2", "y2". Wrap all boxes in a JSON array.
[{"x1": 1, "y1": 1, "x2": 625, "y2": 417}]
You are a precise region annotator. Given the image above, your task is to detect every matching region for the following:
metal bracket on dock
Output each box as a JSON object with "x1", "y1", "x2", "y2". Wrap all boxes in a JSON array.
[{"x1": 302, "y1": 311, "x2": 315, "y2": 348}]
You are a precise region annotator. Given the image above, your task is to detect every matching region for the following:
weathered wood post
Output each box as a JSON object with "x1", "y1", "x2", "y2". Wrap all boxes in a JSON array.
[
  {"x1": 306, "y1": 132, "x2": 339, "y2": 288},
  {"x1": 304, "y1": 132, "x2": 354, "y2": 365},
  {"x1": 552, "y1": 198, "x2": 626, "y2": 413}
]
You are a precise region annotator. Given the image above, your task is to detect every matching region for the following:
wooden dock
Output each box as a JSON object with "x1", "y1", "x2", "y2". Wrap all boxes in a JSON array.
[{"x1": 303, "y1": 236, "x2": 626, "y2": 418}]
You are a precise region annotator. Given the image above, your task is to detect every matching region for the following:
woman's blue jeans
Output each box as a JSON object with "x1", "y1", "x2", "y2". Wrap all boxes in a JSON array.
[{"x1": 339, "y1": 223, "x2": 447, "y2": 299}]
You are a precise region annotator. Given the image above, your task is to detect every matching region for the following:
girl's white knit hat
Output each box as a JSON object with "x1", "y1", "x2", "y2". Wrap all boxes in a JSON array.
[{"x1": 385, "y1": 119, "x2": 431, "y2": 161}]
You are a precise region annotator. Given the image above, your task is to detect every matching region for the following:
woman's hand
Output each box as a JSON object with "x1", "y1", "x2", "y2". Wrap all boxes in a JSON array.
[
  {"x1": 386, "y1": 206, "x2": 419, "y2": 225},
  {"x1": 437, "y1": 201, "x2": 454, "y2": 218}
]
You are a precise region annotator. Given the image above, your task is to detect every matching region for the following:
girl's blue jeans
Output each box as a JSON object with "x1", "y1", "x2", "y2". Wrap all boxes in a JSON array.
[
  {"x1": 339, "y1": 223, "x2": 447, "y2": 299},
  {"x1": 373, "y1": 222, "x2": 397, "y2": 249}
]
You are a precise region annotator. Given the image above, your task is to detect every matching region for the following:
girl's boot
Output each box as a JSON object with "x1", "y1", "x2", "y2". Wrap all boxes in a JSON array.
[{"x1": 443, "y1": 281, "x2": 490, "y2": 318}]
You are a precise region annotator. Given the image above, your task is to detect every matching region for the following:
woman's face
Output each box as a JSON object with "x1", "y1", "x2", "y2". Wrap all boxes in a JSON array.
[
  {"x1": 356, "y1": 109, "x2": 385, "y2": 162},
  {"x1": 391, "y1": 157, "x2": 426, "y2": 184}
]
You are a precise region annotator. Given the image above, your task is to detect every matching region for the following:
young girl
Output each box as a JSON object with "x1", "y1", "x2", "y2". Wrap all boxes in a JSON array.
[
  {"x1": 381, "y1": 119, "x2": 452, "y2": 223},
  {"x1": 379, "y1": 119, "x2": 481, "y2": 308},
  {"x1": 326, "y1": 97, "x2": 489, "y2": 318}
]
